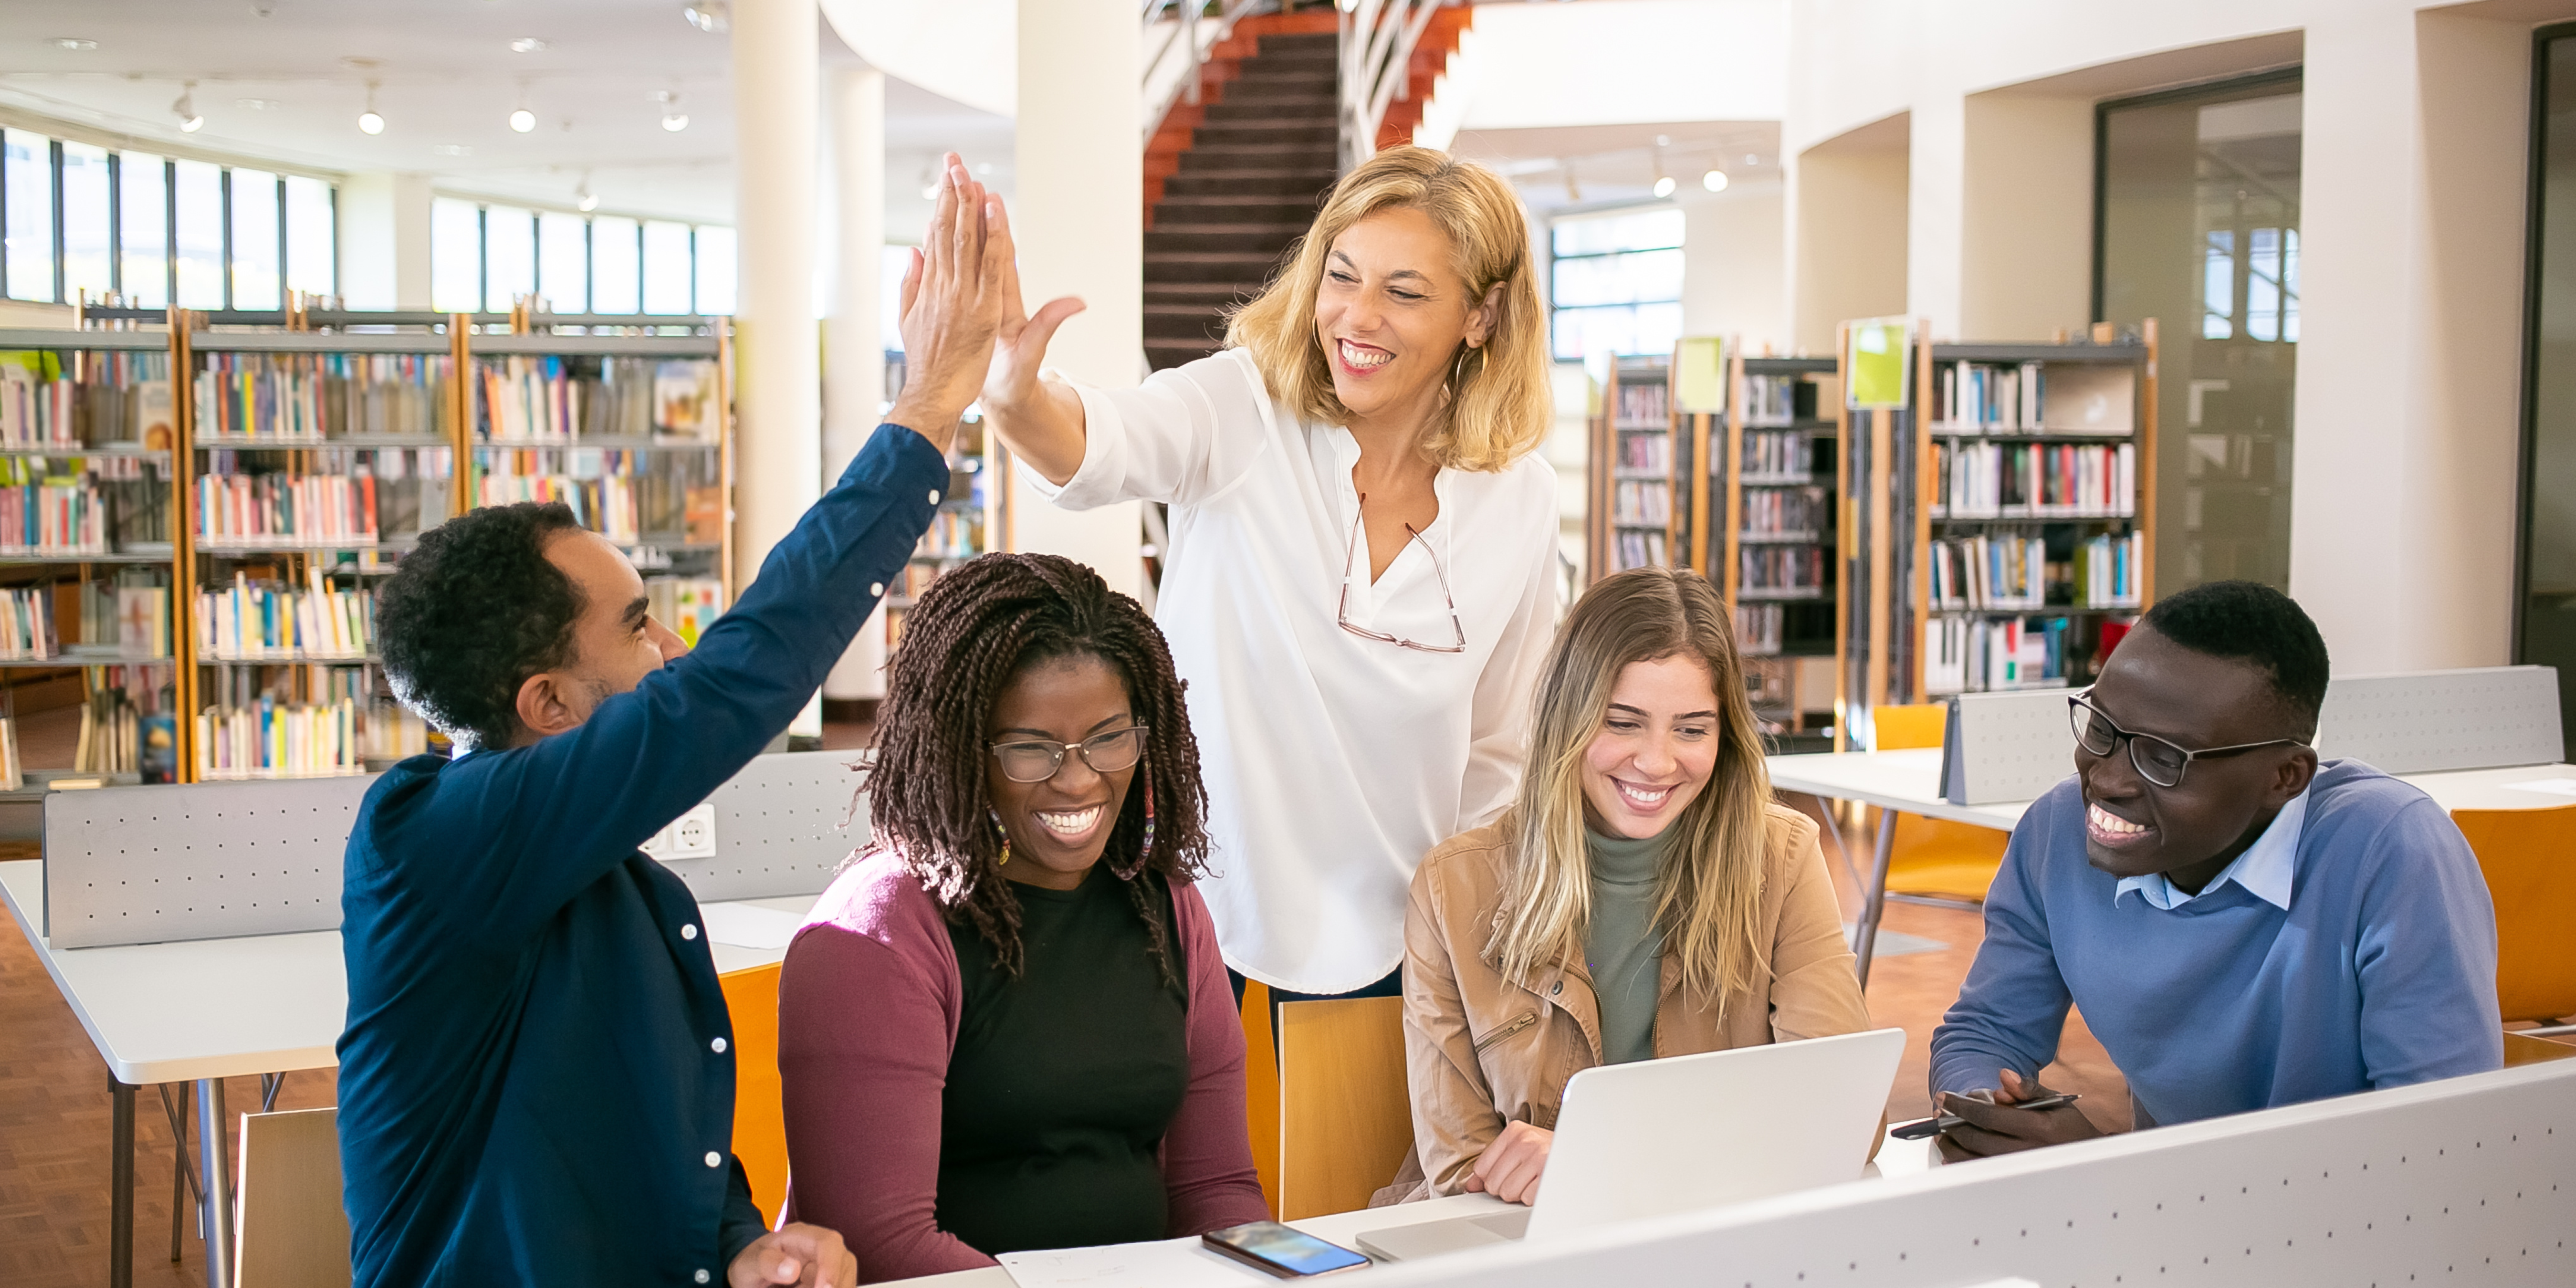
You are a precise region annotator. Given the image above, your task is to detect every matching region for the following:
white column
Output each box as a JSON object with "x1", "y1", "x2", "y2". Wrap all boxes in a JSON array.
[
  {"x1": 733, "y1": 0, "x2": 823, "y2": 735},
  {"x1": 1010, "y1": 0, "x2": 1144, "y2": 599},
  {"x1": 824, "y1": 65, "x2": 890, "y2": 702},
  {"x1": 1905, "y1": 93, "x2": 1966, "y2": 341},
  {"x1": 337, "y1": 173, "x2": 433, "y2": 310}
]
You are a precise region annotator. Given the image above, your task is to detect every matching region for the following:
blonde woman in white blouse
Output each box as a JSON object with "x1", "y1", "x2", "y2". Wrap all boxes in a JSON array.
[{"x1": 918, "y1": 146, "x2": 1557, "y2": 1004}]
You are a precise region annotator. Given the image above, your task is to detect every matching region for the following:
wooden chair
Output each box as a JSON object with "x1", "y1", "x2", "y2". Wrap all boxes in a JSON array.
[
  {"x1": 1238, "y1": 981, "x2": 1283, "y2": 1216},
  {"x1": 232, "y1": 1107, "x2": 349, "y2": 1288},
  {"x1": 720, "y1": 962, "x2": 790, "y2": 1225},
  {"x1": 1276, "y1": 996, "x2": 1411, "y2": 1221},
  {"x1": 1871, "y1": 703, "x2": 2008, "y2": 902},
  {"x1": 2449, "y1": 805, "x2": 2576, "y2": 1026}
]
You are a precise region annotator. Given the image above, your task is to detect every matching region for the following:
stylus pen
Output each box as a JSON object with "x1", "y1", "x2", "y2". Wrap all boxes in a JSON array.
[{"x1": 1890, "y1": 1092, "x2": 2081, "y2": 1141}]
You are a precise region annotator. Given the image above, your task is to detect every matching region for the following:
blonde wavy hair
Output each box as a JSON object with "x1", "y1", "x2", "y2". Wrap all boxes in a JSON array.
[
  {"x1": 1487, "y1": 567, "x2": 1775, "y2": 1006},
  {"x1": 1225, "y1": 146, "x2": 1550, "y2": 472}
]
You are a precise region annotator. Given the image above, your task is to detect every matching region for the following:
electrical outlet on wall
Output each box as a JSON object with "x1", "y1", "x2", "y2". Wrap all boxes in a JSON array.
[{"x1": 641, "y1": 802, "x2": 720, "y2": 862}]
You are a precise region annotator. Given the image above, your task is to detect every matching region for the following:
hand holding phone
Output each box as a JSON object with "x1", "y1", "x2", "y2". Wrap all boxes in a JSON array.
[{"x1": 1201, "y1": 1221, "x2": 1370, "y2": 1278}]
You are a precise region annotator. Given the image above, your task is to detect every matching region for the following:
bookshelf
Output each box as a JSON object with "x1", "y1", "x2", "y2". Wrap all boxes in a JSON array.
[
  {"x1": 1835, "y1": 320, "x2": 2159, "y2": 738},
  {"x1": 1587, "y1": 354, "x2": 1679, "y2": 581},
  {"x1": 1717, "y1": 353, "x2": 1840, "y2": 751},
  {"x1": 885, "y1": 407, "x2": 994, "y2": 651},
  {"x1": 0, "y1": 307, "x2": 737, "y2": 790}
]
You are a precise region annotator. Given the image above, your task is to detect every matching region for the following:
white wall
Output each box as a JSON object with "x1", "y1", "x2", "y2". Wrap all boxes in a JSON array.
[
  {"x1": 337, "y1": 173, "x2": 433, "y2": 311},
  {"x1": 1680, "y1": 179, "x2": 1788, "y2": 353},
  {"x1": 1446, "y1": 0, "x2": 1787, "y2": 132}
]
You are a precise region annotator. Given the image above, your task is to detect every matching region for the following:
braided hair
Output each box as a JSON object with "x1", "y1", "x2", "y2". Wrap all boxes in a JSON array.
[{"x1": 867, "y1": 552, "x2": 1211, "y2": 979}]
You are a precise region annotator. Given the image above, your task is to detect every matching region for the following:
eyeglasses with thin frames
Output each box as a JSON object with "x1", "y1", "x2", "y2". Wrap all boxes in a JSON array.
[
  {"x1": 1337, "y1": 496, "x2": 1466, "y2": 653},
  {"x1": 2066, "y1": 693, "x2": 2307, "y2": 789},
  {"x1": 986, "y1": 725, "x2": 1150, "y2": 784}
]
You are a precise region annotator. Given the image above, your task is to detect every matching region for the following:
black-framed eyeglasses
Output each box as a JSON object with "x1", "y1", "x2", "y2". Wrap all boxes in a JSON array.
[
  {"x1": 986, "y1": 725, "x2": 1149, "y2": 783},
  {"x1": 1338, "y1": 497, "x2": 1466, "y2": 654},
  {"x1": 2067, "y1": 694, "x2": 2307, "y2": 789}
]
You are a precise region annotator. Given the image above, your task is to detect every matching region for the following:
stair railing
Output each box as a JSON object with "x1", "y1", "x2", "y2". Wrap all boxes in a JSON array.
[
  {"x1": 1142, "y1": 0, "x2": 1269, "y2": 136},
  {"x1": 1337, "y1": 0, "x2": 1443, "y2": 170}
]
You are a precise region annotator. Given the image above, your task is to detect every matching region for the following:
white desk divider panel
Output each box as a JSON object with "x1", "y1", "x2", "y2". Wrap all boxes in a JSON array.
[
  {"x1": 1939, "y1": 691, "x2": 2075, "y2": 805},
  {"x1": 2318, "y1": 667, "x2": 2562, "y2": 775},
  {"x1": 1365, "y1": 1058, "x2": 2576, "y2": 1288},
  {"x1": 43, "y1": 749, "x2": 870, "y2": 950}
]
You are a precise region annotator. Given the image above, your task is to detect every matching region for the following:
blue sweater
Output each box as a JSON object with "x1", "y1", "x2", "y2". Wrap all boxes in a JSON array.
[
  {"x1": 1932, "y1": 760, "x2": 2502, "y2": 1128},
  {"x1": 337, "y1": 423, "x2": 947, "y2": 1287}
]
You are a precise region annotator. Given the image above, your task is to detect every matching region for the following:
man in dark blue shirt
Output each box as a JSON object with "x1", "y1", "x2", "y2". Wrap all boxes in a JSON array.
[{"x1": 338, "y1": 171, "x2": 1014, "y2": 1286}]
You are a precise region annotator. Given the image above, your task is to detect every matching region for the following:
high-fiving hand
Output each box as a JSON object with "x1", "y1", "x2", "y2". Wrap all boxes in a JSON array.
[{"x1": 884, "y1": 153, "x2": 1085, "y2": 455}]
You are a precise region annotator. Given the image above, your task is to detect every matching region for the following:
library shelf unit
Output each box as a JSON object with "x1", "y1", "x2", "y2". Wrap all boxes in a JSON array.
[
  {"x1": 1719, "y1": 353, "x2": 1841, "y2": 752},
  {"x1": 0, "y1": 306, "x2": 736, "y2": 792},
  {"x1": 1837, "y1": 319, "x2": 2159, "y2": 738},
  {"x1": 884, "y1": 411, "x2": 996, "y2": 651},
  {"x1": 1587, "y1": 354, "x2": 1680, "y2": 581}
]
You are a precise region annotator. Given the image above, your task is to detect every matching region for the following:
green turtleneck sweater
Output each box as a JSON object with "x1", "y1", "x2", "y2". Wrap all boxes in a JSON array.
[{"x1": 1584, "y1": 827, "x2": 1671, "y2": 1065}]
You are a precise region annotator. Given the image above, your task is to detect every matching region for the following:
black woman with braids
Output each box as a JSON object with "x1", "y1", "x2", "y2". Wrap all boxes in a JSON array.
[{"x1": 775, "y1": 553, "x2": 1266, "y2": 1282}]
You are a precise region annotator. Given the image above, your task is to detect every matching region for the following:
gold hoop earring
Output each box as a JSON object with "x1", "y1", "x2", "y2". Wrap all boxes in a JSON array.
[{"x1": 988, "y1": 808, "x2": 1011, "y2": 868}]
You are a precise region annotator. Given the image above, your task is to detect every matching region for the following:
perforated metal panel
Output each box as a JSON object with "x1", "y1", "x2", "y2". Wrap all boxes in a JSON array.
[
  {"x1": 43, "y1": 750, "x2": 874, "y2": 949},
  {"x1": 2318, "y1": 667, "x2": 2562, "y2": 774},
  {"x1": 1944, "y1": 691, "x2": 2075, "y2": 805},
  {"x1": 1368, "y1": 1060, "x2": 2576, "y2": 1288},
  {"x1": 43, "y1": 776, "x2": 372, "y2": 949}
]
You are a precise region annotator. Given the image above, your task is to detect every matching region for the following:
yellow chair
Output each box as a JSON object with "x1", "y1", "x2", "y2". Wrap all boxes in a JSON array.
[
  {"x1": 233, "y1": 1107, "x2": 350, "y2": 1288},
  {"x1": 1872, "y1": 703, "x2": 2009, "y2": 902},
  {"x1": 2450, "y1": 805, "x2": 2576, "y2": 1025},
  {"x1": 1238, "y1": 981, "x2": 1283, "y2": 1217},
  {"x1": 1276, "y1": 996, "x2": 1412, "y2": 1221},
  {"x1": 720, "y1": 962, "x2": 790, "y2": 1225}
]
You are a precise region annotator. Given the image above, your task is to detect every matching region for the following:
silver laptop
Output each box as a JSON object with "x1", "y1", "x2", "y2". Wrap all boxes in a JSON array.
[{"x1": 1355, "y1": 1027, "x2": 1905, "y2": 1261}]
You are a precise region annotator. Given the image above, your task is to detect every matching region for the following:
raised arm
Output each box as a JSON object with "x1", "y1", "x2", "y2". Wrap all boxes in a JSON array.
[{"x1": 915, "y1": 153, "x2": 1091, "y2": 486}]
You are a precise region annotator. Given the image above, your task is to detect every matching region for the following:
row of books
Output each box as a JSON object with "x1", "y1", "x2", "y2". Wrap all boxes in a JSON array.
[
  {"x1": 475, "y1": 475, "x2": 642, "y2": 544},
  {"x1": 0, "y1": 482, "x2": 113, "y2": 555},
  {"x1": 1929, "y1": 535, "x2": 2049, "y2": 610},
  {"x1": 1929, "y1": 361, "x2": 2136, "y2": 436},
  {"x1": 75, "y1": 688, "x2": 175, "y2": 779},
  {"x1": 1616, "y1": 430, "x2": 1671, "y2": 473},
  {"x1": 197, "y1": 570, "x2": 375, "y2": 660},
  {"x1": 1610, "y1": 529, "x2": 1669, "y2": 571},
  {"x1": 477, "y1": 356, "x2": 721, "y2": 441},
  {"x1": 644, "y1": 576, "x2": 726, "y2": 649},
  {"x1": 1614, "y1": 381, "x2": 1669, "y2": 426},
  {"x1": 1612, "y1": 480, "x2": 1672, "y2": 526},
  {"x1": 196, "y1": 472, "x2": 379, "y2": 547},
  {"x1": 2074, "y1": 531, "x2": 2146, "y2": 609},
  {"x1": 0, "y1": 351, "x2": 177, "y2": 450},
  {"x1": 1739, "y1": 545, "x2": 1827, "y2": 596},
  {"x1": 1742, "y1": 375, "x2": 1802, "y2": 427},
  {"x1": 195, "y1": 353, "x2": 455, "y2": 441},
  {"x1": 1742, "y1": 486, "x2": 1825, "y2": 539},
  {"x1": 0, "y1": 585, "x2": 59, "y2": 659},
  {"x1": 0, "y1": 359, "x2": 81, "y2": 449},
  {"x1": 195, "y1": 696, "x2": 373, "y2": 779},
  {"x1": 1923, "y1": 615, "x2": 2130, "y2": 695},
  {"x1": 918, "y1": 511, "x2": 985, "y2": 561},
  {"x1": 1737, "y1": 429, "x2": 1813, "y2": 479},
  {"x1": 1735, "y1": 602, "x2": 1784, "y2": 655},
  {"x1": 76, "y1": 572, "x2": 171, "y2": 658},
  {"x1": 1932, "y1": 440, "x2": 2137, "y2": 518}
]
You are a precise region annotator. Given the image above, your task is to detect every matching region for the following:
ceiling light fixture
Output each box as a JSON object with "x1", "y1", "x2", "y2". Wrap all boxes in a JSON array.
[
  {"x1": 653, "y1": 89, "x2": 688, "y2": 132},
  {"x1": 173, "y1": 82, "x2": 204, "y2": 133},
  {"x1": 682, "y1": 1, "x2": 730, "y2": 33},
  {"x1": 509, "y1": 37, "x2": 550, "y2": 54},
  {"x1": 1650, "y1": 142, "x2": 1676, "y2": 199},
  {"x1": 575, "y1": 173, "x2": 599, "y2": 212},
  {"x1": 1563, "y1": 160, "x2": 1581, "y2": 205},
  {"x1": 1702, "y1": 168, "x2": 1729, "y2": 193},
  {"x1": 52, "y1": 37, "x2": 98, "y2": 51},
  {"x1": 358, "y1": 79, "x2": 385, "y2": 135},
  {"x1": 235, "y1": 98, "x2": 281, "y2": 111},
  {"x1": 433, "y1": 144, "x2": 472, "y2": 157},
  {"x1": 510, "y1": 83, "x2": 536, "y2": 133}
]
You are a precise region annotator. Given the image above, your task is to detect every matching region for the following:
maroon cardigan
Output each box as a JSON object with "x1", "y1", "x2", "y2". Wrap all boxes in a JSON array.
[{"x1": 777, "y1": 849, "x2": 1269, "y2": 1283}]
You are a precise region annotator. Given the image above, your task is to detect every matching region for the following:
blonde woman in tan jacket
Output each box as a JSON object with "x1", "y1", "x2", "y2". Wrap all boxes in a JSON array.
[{"x1": 1386, "y1": 566, "x2": 1873, "y2": 1206}]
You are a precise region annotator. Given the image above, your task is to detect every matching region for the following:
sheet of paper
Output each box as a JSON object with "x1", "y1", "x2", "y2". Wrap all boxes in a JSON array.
[
  {"x1": 2500, "y1": 777, "x2": 2576, "y2": 798},
  {"x1": 697, "y1": 901, "x2": 806, "y2": 950},
  {"x1": 998, "y1": 1239, "x2": 1273, "y2": 1288}
]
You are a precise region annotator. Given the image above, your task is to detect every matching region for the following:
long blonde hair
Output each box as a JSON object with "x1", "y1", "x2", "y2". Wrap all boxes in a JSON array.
[
  {"x1": 1488, "y1": 567, "x2": 1774, "y2": 1005},
  {"x1": 1224, "y1": 146, "x2": 1550, "y2": 472}
]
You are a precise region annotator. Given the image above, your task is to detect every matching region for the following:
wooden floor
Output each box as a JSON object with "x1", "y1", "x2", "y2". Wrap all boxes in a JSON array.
[{"x1": 0, "y1": 789, "x2": 2118, "y2": 1286}]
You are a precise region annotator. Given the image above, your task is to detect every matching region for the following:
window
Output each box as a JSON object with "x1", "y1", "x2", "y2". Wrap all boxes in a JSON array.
[
  {"x1": 484, "y1": 206, "x2": 536, "y2": 313},
  {"x1": 427, "y1": 202, "x2": 739, "y2": 317},
  {"x1": 1549, "y1": 208, "x2": 1684, "y2": 361},
  {"x1": 173, "y1": 159, "x2": 224, "y2": 308},
  {"x1": 285, "y1": 176, "x2": 334, "y2": 299},
  {"x1": 693, "y1": 225, "x2": 736, "y2": 316},
  {"x1": 4, "y1": 130, "x2": 57, "y2": 302},
  {"x1": 2099, "y1": 73, "x2": 2301, "y2": 596},
  {"x1": 120, "y1": 154, "x2": 169, "y2": 309},
  {"x1": 230, "y1": 169, "x2": 282, "y2": 311},
  {"x1": 641, "y1": 220, "x2": 693, "y2": 313},
  {"x1": 62, "y1": 142, "x2": 111, "y2": 302},
  {"x1": 538, "y1": 212, "x2": 589, "y2": 313},
  {"x1": 2521, "y1": 28, "x2": 2576, "y2": 756},
  {"x1": 430, "y1": 197, "x2": 482, "y2": 313}
]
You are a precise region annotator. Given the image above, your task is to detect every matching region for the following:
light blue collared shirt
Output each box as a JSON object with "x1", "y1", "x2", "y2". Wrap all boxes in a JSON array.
[{"x1": 2114, "y1": 787, "x2": 2309, "y2": 912}]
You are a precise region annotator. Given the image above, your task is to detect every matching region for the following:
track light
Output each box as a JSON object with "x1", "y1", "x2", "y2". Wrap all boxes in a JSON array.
[
  {"x1": 682, "y1": 1, "x2": 729, "y2": 33},
  {"x1": 510, "y1": 107, "x2": 536, "y2": 132},
  {"x1": 1650, "y1": 140, "x2": 1674, "y2": 199},
  {"x1": 1653, "y1": 175, "x2": 1677, "y2": 199},
  {"x1": 575, "y1": 173, "x2": 599, "y2": 212},
  {"x1": 173, "y1": 82, "x2": 204, "y2": 133},
  {"x1": 1702, "y1": 169, "x2": 1729, "y2": 193},
  {"x1": 358, "y1": 80, "x2": 385, "y2": 135},
  {"x1": 654, "y1": 89, "x2": 687, "y2": 132}
]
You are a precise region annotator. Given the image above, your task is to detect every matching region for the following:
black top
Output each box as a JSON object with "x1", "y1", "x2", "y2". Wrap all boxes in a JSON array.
[
  {"x1": 938, "y1": 866, "x2": 1191, "y2": 1255},
  {"x1": 336, "y1": 424, "x2": 947, "y2": 1288}
]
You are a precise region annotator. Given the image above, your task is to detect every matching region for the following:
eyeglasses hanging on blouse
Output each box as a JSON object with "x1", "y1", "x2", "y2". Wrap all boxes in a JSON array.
[{"x1": 1338, "y1": 495, "x2": 1466, "y2": 653}]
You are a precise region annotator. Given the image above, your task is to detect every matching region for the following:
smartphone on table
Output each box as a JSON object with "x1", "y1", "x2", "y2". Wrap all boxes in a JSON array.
[{"x1": 1201, "y1": 1221, "x2": 1371, "y2": 1277}]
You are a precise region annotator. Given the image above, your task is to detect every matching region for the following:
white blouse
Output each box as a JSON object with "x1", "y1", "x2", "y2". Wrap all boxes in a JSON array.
[{"x1": 1026, "y1": 349, "x2": 1559, "y2": 993}]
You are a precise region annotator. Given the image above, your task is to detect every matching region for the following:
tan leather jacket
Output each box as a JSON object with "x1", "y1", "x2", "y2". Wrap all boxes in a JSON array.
[{"x1": 1386, "y1": 804, "x2": 1872, "y2": 1201}]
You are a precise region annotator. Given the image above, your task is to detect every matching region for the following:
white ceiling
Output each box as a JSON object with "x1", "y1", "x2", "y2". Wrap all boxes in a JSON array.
[
  {"x1": 0, "y1": 0, "x2": 1012, "y2": 230},
  {"x1": 1449, "y1": 120, "x2": 1783, "y2": 218}
]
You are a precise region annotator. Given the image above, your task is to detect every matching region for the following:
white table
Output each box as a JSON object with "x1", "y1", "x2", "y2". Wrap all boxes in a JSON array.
[
  {"x1": 0, "y1": 858, "x2": 818, "y2": 1288},
  {"x1": 1765, "y1": 750, "x2": 2576, "y2": 986}
]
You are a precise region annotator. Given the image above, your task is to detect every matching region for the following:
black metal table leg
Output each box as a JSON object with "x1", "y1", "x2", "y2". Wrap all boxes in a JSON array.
[{"x1": 110, "y1": 1076, "x2": 135, "y2": 1288}]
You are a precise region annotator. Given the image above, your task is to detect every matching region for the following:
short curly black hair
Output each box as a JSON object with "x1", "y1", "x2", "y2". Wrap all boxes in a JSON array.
[
  {"x1": 377, "y1": 502, "x2": 586, "y2": 751},
  {"x1": 2139, "y1": 580, "x2": 2330, "y2": 727}
]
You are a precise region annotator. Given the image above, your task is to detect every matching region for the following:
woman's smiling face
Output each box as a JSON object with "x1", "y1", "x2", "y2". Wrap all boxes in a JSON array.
[
  {"x1": 1579, "y1": 653, "x2": 1721, "y2": 840},
  {"x1": 984, "y1": 654, "x2": 1141, "y2": 891},
  {"x1": 1311, "y1": 205, "x2": 1493, "y2": 424}
]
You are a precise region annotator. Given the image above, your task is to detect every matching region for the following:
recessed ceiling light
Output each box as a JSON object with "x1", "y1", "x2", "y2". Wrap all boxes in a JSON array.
[
  {"x1": 235, "y1": 98, "x2": 282, "y2": 111},
  {"x1": 52, "y1": 38, "x2": 98, "y2": 51},
  {"x1": 432, "y1": 143, "x2": 472, "y2": 157},
  {"x1": 509, "y1": 37, "x2": 550, "y2": 54},
  {"x1": 682, "y1": 1, "x2": 729, "y2": 34}
]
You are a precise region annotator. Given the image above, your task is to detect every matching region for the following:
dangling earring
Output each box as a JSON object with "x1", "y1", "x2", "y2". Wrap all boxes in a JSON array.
[
  {"x1": 988, "y1": 808, "x2": 1011, "y2": 868},
  {"x1": 1138, "y1": 763, "x2": 1156, "y2": 860}
]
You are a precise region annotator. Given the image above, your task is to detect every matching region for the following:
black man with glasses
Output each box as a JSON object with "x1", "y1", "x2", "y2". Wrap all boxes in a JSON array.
[{"x1": 1929, "y1": 581, "x2": 2500, "y2": 1160}]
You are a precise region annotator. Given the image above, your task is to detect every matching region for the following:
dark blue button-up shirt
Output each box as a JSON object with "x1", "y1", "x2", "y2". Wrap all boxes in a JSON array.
[{"x1": 338, "y1": 423, "x2": 947, "y2": 1287}]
